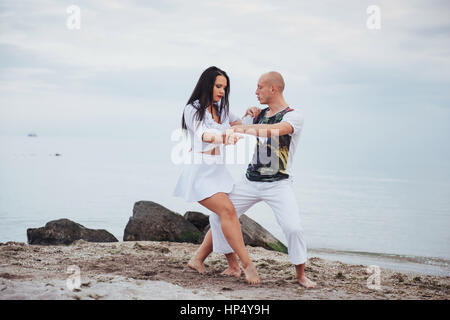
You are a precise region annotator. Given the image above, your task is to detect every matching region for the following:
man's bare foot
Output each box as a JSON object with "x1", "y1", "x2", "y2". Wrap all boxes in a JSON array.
[
  {"x1": 297, "y1": 276, "x2": 316, "y2": 288},
  {"x1": 187, "y1": 257, "x2": 206, "y2": 274},
  {"x1": 221, "y1": 267, "x2": 242, "y2": 278},
  {"x1": 242, "y1": 264, "x2": 261, "y2": 285}
]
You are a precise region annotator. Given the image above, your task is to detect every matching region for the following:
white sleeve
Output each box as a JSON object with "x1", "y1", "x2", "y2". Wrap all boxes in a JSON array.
[
  {"x1": 242, "y1": 114, "x2": 254, "y2": 125},
  {"x1": 183, "y1": 105, "x2": 221, "y2": 152},
  {"x1": 282, "y1": 110, "x2": 304, "y2": 135},
  {"x1": 228, "y1": 111, "x2": 241, "y2": 123}
]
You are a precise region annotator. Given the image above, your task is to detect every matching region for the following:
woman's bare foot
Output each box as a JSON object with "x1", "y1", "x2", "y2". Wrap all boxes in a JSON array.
[
  {"x1": 297, "y1": 275, "x2": 316, "y2": 288},
  {"x1": 221, "y1": 267, "x2": 242, "y2": 278},
  {"x1": 187, "y1": 257, "x2": 206, "y2": 274},
  {"x1": 242, "y1": 264, "x2": 261, "y2": 285}
]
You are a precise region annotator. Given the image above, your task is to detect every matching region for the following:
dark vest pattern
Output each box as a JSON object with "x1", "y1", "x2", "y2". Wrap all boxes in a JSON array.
[{"x1": 246, "y1": 107, "x2": 294, "y2": 182}]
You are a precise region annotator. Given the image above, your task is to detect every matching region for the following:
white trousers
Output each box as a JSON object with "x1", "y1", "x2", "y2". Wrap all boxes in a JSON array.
[{"x1": 209, "y1": 177, "x2": 308, "y2": 265}]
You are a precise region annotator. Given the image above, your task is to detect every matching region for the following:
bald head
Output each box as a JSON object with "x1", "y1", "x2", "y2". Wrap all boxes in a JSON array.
[
  {"x1": 261, "y1": 71, "x2": 285, "y2": 92},
  {"x1": 255, "y1": 71, "x2": 288, "y2": 105}
]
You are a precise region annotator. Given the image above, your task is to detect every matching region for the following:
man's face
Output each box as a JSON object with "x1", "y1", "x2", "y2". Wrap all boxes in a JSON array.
[{"x1": 255, "y1": 76, "x2": 271, "y2": 104}]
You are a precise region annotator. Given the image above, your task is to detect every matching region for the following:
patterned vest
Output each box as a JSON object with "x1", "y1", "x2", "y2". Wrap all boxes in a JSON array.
[{"x1": 246, "y1": 107, "x2": 294, "y2": 182}]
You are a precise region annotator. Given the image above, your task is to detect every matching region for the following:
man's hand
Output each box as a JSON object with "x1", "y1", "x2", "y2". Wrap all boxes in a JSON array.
[{"x1": 244, "y1": 106, "x2": 262, "y2": 119}]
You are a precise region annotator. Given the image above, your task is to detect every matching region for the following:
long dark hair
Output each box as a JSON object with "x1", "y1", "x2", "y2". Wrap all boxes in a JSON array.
[{"x1": 182, "y1": 66, "x2": 230, "y2": 131}]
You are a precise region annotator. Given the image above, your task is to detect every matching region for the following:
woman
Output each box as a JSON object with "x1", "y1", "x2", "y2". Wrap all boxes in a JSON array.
[{"x1": 173, "y1": 66, "x2": 260, "y2": 285}]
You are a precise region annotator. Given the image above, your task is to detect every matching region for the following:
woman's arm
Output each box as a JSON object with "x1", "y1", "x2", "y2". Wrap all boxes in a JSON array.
[
  {"x1": 228, "y1": 111, "x2": 242, "y2": 127},
  {"x1": 243, "y1": 106, "x2": 262, "y2": 119},
  {"x1": 229, "y1": 107, "x2": 261, "y2": 127}
]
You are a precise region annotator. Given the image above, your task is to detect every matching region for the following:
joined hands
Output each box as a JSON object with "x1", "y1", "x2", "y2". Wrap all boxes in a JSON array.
[{"x1": 223, "y1": 129, "x2": 243, "y2": 145}]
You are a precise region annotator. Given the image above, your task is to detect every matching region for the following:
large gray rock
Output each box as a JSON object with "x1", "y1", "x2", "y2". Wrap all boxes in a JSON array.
[
  {"x1": 27, "y1": 219, "x2": 118, "y2": 245},
  {"x1": 123, "y1": 201, "x2": 202, "y2": 243},
  {"x1": 184, "y1": 211, "x2": 287, "y2": 254},
  {"x1": 184, "y1": 211, "x2": 210, "y2": 232},
  {"x1": 239, "y1": 214, "x2": 287, "y2": 254}
]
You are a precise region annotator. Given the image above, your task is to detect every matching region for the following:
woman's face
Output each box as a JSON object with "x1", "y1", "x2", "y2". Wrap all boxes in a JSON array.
[{"x1": 212, "y1": 75, "x2": 227, "y2": 103}]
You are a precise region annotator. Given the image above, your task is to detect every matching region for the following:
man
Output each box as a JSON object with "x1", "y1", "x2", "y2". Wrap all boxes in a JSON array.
[{"x1": 188, "y1": 71, "x2": 316, "y2": 288}]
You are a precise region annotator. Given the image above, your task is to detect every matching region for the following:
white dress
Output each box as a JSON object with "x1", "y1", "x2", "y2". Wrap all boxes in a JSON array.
[{"x1": 173, "y1": 100, "x2": 241, "y2": 202}]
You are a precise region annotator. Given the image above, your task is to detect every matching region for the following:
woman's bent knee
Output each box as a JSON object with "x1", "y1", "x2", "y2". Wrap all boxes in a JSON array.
[{"x1": 217, "y1": 205, "x2": 237, "y2": 221}]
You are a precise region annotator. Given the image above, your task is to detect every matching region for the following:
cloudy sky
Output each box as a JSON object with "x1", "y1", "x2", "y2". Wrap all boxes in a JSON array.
[{"x1": 0, "y1": 0, "x2": 449, "y2": 180}]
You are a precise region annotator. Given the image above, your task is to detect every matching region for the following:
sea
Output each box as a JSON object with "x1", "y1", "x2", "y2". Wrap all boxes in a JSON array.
[{"x1": 0, "y1": 134, "x2": 449, "y2": 276}]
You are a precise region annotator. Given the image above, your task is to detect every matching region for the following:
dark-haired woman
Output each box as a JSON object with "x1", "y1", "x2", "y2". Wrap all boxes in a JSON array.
[{"x1": 173, "y1": 66, "x2": 260, "y2": 285}]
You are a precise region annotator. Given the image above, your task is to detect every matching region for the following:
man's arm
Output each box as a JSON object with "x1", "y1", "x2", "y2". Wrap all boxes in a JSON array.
[{"x1": 232, "y1": 122, "x2": 293, "y2": 137}]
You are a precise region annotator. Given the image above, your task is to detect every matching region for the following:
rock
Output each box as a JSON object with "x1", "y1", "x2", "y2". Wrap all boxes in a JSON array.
[
  {"x1": 27, "y1": 219, "x2": 118, "y2": 245},
  {"x1": 183, "y1": 210, "x2": 288, "y2": 254},
  {"x1": 124, "y1": 201, "x2": 286, "y2": 252},
  {"x1": 184, "y1": 211, "x2": 209, "y2": 232},
  {"x1": 239, "y1": 214, "x2": 288, "y2": 254},
  {"x1": 123, "y1": 201, "x2": 202, "y2": 243}
]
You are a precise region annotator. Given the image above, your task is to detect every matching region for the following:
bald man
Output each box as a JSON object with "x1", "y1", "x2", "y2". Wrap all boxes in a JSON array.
[{"x1": 188, "y1": 72, "x2": 316, "y2": 288}]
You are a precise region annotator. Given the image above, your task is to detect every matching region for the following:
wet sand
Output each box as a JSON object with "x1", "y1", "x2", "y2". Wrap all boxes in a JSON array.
[{"x1": 0, "y1": 241, "x2": 448, "y2": 300}]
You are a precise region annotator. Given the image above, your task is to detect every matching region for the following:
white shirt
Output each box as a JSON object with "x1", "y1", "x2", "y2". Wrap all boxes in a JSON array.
[{"x1": 280, "y1": 108, "x2": 304, "y2": 179}]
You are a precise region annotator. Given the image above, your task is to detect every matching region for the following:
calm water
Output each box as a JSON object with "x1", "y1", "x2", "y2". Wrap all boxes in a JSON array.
[{"x1": 1, "y1": 135, "x2": 449, "y2": 276}]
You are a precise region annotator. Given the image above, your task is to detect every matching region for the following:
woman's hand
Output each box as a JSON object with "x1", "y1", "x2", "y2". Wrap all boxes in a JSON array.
[
  {"x1": 227, "y1": 133, "x2": 243, "y2": 145},
  {"x1": 244, "y1": 106, "x2": 262, "y2": 119},
  {"x1": 223, "y1": 129, "x2": 243, "y2": 145}
]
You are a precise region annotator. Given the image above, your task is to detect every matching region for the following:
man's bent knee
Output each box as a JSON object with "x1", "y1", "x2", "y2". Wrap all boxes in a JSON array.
[{"x1": 284, "y1": 225, "x2": 304, "y2": 239}]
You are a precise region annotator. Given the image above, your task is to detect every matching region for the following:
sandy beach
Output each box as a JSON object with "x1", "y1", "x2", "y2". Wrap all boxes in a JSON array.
[{"x1": 0, "y1": 240, "x2": 448, "y2": 300}]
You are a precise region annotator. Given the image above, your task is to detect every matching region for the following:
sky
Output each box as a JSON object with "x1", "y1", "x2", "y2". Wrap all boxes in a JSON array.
[{"x1": 0, "y1": 0, "x2": 449, "y2": 181}]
